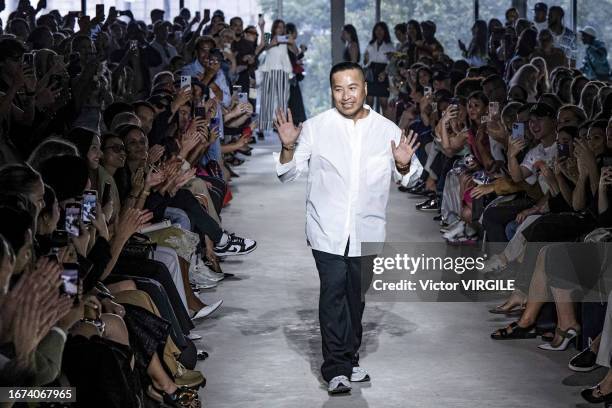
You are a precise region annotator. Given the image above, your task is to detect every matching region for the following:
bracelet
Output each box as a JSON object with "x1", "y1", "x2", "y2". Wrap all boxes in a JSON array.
[
  {"x1": 396, "y1": 162, "x2": 410, "y2": 171},
  {"x1": 140, "y1": 191, "x2": 150, "y2": 198},
  {"x1": 282, "y1": 143, "x2": 298, "y2": 151}
]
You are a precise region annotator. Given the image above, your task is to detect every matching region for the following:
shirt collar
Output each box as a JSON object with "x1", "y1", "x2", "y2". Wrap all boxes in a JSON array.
[{"x1": 333, "y1": 104, "x2": 373, "y2": 124}]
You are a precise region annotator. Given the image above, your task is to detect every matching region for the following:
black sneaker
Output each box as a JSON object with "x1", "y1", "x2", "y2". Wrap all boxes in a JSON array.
[
  {"x1": 214, "y1": 234, "x2": 257, "y2": 256},
  {"x1": 569, "y1": 348, "x2": 599, "y2": 372},
  {"x1": 399, "y1": 181, "x2": 423, "y2": 193},
  {"x1": 416, "y1": 197, "x2": 439, "y2": 211}
]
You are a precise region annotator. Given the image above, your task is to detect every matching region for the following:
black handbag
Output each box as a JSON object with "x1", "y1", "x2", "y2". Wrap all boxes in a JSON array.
[{"x1": 120, "y1": 233, "x2": 157, "y2": 260}]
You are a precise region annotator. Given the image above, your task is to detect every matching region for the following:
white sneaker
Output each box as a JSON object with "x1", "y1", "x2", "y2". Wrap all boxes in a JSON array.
[
  {"x1": 442, "y1": 220, "x2": 465, "y2": 240},
  {"x1": 328, "y1": 375, "x2": 351, "y2": 394},
  {"x1": 187, "y1": 333, "x2": 202, "y2": 340},
  {"x1": 191, "y1": 264, "x2": 224, "y2": 282},
  {"x1": 350, "y1": 366, "x2": 370, "y2": 382},
  {"x1": 191, "y1": 279, "x2": 218, "y2": 290},
  {"x1": 191, "y1": 299, "x2": 223, "y2": 321}
]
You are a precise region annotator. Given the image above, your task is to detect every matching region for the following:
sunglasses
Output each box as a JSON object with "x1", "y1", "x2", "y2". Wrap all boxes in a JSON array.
[{"x1": 104, "y1": 144, "x2": 126, "y2": 153}]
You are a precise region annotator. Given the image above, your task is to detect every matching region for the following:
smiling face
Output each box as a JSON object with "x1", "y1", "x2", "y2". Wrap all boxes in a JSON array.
[
  {"x1": 331, "y1": 68, "x2": 367, "y2": 119},
  {"x1": 557, "y1": 109, "x2": 579, "y2": 128},
  {"x1": 87, "y1": 135, "x2": 102, "y2": 170},
  {"x1": 102, "y1": 136, "x2": 126, "y2": 169},
  {"x1": 529, "y1": 115, "x2": 555, "y2": 140}
]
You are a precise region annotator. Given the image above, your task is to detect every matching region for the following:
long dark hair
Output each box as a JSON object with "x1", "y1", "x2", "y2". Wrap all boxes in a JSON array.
[
  {"x1": 369, "y1": 21, "x2": 391, "y2": 45},
  {"x1": 343, "y1": 24, "x2": 360, "y2": 62},
  {"x1": 468, "y1": 20, "x2": 488, "y2": 57},
  {"x1": 271, "y1": 19, "x2": 286, "y2": 37},
  {"x1": 407, "y1": 19, "x2": 423, "y2": 42}
]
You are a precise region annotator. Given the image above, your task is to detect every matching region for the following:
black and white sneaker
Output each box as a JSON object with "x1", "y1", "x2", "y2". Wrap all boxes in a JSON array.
[
  {"x1": 569, "y1": 348, "x2": 599, "y2": 372},
  {"x1": 328, "y1": 375, "x2": 351, "y2": 394},
  {"x1": 214, "y1": 233, "x2": 257, "y2": 256}
]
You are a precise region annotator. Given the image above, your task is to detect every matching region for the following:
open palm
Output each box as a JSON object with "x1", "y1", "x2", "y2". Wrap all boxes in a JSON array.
[
  {"x1": 391, "y1": 129, "x2": 420, "y2": 166},
  {"x1": 274, "y1": 108, "x2": 302, "y2": 145}
]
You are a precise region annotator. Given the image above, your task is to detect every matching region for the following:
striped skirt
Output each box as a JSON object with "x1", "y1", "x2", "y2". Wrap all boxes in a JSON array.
[{"x1": 259, "y1": 70, "x2": 290, "y2": 131}]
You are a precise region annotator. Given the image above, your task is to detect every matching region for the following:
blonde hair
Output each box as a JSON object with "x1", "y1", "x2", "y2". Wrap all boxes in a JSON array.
[{"x1": 509, "y1": 64, "x2": 539, "y2": 102}]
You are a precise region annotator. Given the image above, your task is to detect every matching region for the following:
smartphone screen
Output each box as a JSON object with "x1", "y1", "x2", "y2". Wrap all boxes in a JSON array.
[
  {"x1": 238, "y1": 92, "x2": 248, "y2": 104},
  {"x1": 424, "y1": 86, "x2": 432, "y2": 96},
  {"x1": 82, "y1": 190, "x2": 97, "y2": 224},
  {"x1": 64, "y1": 204, "x2": 81, "y2": 237},
  {"x1": 194, "y1": 106, "x2": 206, "y2": 118},
  {"x1": 512, "y1": 122, "x2": 525, "y2": 140},
  {"x1": 557, "y1": 143, "x2": 570, "y2": 159},
  {"x1": 60, "y1": 263, "x2": 79, "y2": 297},
  {"x1": 277, "y1": 35, "x2": 288, "y2": 43},
  {"x1": 489, "y1": 101, "x2": 499, "y2": 116},
  {"x1": 180, "y1": 75, "x2": 192, "y2": 90}
]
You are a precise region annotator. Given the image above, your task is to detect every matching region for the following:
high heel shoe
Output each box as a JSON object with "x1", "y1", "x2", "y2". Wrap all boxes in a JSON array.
[
  {"x1": 581, "y1": 384, "x2": 612, "y2": 404},
  {"x1": 537, "y1": 327, "x2": 580, "y2": 351},
  {"x1": 491, "y1": 321, "x2": 537, "y2": 340}
]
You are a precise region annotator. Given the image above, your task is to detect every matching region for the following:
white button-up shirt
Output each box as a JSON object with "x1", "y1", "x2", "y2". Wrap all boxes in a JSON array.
[{"x1": 274, "y1": 106, "x2": 423, "y2": 256}]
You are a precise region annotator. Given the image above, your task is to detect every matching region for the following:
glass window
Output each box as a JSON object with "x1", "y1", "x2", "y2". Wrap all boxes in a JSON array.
[
  {"x1": 576, "y1": 0, "x2": 612, "y2": 66},
  {"x1": 380, "y1": 0, "x2": 472, "y2": 60},
  {"x1": 262, "y1": 0, "x2": 332, "y2": 116}
]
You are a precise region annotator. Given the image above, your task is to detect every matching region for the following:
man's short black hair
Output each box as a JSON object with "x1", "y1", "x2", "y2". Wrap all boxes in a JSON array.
[{"x1": 329, "y1": 62, "x2": 365, "y2": 85}]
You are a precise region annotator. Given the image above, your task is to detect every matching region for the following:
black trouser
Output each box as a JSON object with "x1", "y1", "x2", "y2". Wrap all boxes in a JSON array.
[
  {"x1": 168, "y1": 189, "x2": 223, "y2": 243},
  {"x1": 482, "y1": 197, "x2": 534, "y2": 242},
  {"x1": 311, "y1": 246, "x2": 374, "y2": 382}
]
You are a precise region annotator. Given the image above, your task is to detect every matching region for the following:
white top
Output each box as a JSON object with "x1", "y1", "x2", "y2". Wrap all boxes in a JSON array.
[
  {"x1": 274, "y1": 106, "x2": 423, "y2": 256},
  {"x1": 259, "y1": 43, "x2": 293, "y2": 74},
  {"x1": 365, "y1": 41, "x2": 395, "y2": 66},
  {"x1": 521, "y1": 142, "x2": 558, "y2": 187},
  {"x1": 534, "y1": 21, "x2": 548, "y2": 32}
]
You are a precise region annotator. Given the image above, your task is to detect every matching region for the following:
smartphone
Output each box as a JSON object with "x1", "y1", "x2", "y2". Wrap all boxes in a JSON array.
[
  {"x1": 180, "y1": 75, "x2": 191, "y2": 90},
  {"x1": 481, "y1": 115, "x2": 489, "y2": 124},
  {"x1": 192, "y1": 106, "x2": 205, "y2": 118},
  {"x1": 22, "y1": 52, "x2": 34, "y2": 67},
  {"x1": 210, "y1": 117, "x2": 220, "y2": 133},
  {"x1": 431, "y1": 102, "x2": 438, "y2": 112},
  {"x1": 557, "y1": 143, "x2": 570, "y2": 159},
  {"x1": 101, "y1": 181, "x2": 111, "y2": 207},
  {"x1": 264, "y1": 32, "x2": 271, "y2": 44},
  {"x1": 489, "y1": 101, "x2": 499, "y2": 117},
  {"x1": 95, "y1": 4, "x2": 104, "y2": 18},
  {"x1": 118, "y1": 10, "x2": 129, "y2": 16},
  {"x1": 39, "y1": 0, "x2": 46, "y2": 8},
  {"x1": 424, "y1": 86, "x2": 432, "y2": 96},
  {"x1": 258, "y1": 13, "x2": 264, "y2": 26},
  {"x1": 232, "y1": 85, "x2": 242, "y2": 94},
  {"x1": 60, "y1": 263, "x2": 79, "y2": 297},
  {"x1": 129, "y1": 40, "x2": 138, "y2": 50},
  {"x1": 238, "y1": 92, "x2": 248, "y2": 104},
  {"x1": 512, "y1": 122, "x2": 525, "y2": 140},
  {"x1": 195, "y1": 11, "x2": 200, "y2": 20},
  {"x1": 277, "y1": 35, "x2": 289, "y2": 43},
  {"x1": 64, "y1": 203, "x2": 81, "y2": 237},
  {"x1": 81, "y1": 190, "x2": 97, "y2": 224},
  {"x1": 203, "y1": 9, "x2": 210, "y2": 21}
]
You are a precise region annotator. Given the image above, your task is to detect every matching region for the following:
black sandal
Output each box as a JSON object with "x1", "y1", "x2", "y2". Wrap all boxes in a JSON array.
[
  {"x1": 581, "y1": 384, "x2": 612, "y2": 404},
  {"x1": 491, "y1": 321, "x2": 537, "y2": 340}
]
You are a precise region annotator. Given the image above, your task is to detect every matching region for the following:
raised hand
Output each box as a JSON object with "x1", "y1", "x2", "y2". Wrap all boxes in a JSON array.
[
  {"x1": 391, "y1": 129, "x2": 420, "y2": 167},
  {"x1": 147, "y1": 145, "x2": 165, "y2": 165},
  {"x1": 273, "y1": 108, "x2": 302, "y2": 146}
]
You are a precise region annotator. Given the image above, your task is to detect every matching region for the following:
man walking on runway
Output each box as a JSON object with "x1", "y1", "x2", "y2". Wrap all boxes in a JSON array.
[{"x1": 273, "y1": 62, "x2": 423, "y2": 394}]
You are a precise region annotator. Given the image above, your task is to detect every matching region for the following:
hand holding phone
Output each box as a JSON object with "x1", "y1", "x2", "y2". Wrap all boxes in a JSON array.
[
  {"x1": 81, "y1": 190, "x2": 97, "y2": 224},
  {"x1": 180, "y1": 75, "x2": 192, "y2": 90},
  {"x1": 511, "y1": 122, "x2": 525, "y2": 140},
  {"x1": 60, "y1": 263, "x2": 79, "y2": 297}
]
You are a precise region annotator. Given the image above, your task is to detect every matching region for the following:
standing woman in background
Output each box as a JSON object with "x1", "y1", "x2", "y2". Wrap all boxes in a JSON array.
[
  {"x1": 341, "y1": 24, "x2": 360, "y2": 64},
  {"x1": 364, "y1": 22, "x2": 394, "y2": 117},
  {"x1": 258, "y1": 19, "x2": 293, "y2": 134},
  {"x1": 286, "y1": 23, "x2": 307, "y2": 126}
]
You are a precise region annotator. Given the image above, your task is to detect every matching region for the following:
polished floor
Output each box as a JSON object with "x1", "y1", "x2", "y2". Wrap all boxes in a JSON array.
[{"x1": 193, "y1": 140, "x2": 601, "y2": 408}]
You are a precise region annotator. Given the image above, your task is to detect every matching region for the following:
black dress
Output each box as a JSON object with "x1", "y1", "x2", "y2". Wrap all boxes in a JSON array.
[{"x1": 287, "y1": 47, "x2": 307, "y2": 126}]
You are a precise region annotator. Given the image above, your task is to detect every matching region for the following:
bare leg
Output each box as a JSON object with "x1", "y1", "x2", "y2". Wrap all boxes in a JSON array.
[
  {"x1": 106, "y1": 279, "x2": 137, "y2": 294},
  {"x1": 492, "y1": 248, "x2": 548, "y2": 335},
  {"x1": 147, "y1": 353, "x2": 178, "y2": 395},
  {"x1": 549, "y1": 286, "x2": 581, "y2": 346},
  {"x1": 379, "y1": 97, "x2": 389, "y2": 119}
]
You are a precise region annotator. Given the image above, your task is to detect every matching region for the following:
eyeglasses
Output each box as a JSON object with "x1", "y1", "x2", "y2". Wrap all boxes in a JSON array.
[{"x1": 104, "y1": 144, "x2": 126, "y2": 153}]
